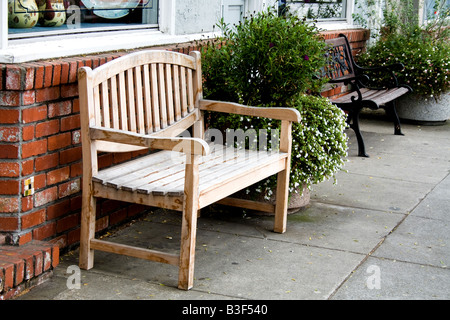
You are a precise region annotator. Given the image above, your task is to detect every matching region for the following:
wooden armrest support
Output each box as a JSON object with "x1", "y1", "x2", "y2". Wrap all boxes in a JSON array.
[
  {"x1": 89, "y1": 127, "x2": 210, "y2": 156},
  {"x1": 199, "y1": 99, "x2": 301, "y2": 123}
]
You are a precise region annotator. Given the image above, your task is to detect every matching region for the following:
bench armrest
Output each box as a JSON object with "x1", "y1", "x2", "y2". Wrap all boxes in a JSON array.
[
  {"x1": 199, "y1": 99, "x2": 301, "y2": 123},
  {"x1": 89, "y1": 127, "x2": 210, "y2": 156}
]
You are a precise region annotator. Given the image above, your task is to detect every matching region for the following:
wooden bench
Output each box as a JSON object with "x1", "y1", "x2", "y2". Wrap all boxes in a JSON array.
[
  {"x1": 324, "y1": 34, "x2": 412, "y2": 157},
  {"x1": 78, "y1": 50, "x2": 300, "y2": 290}
]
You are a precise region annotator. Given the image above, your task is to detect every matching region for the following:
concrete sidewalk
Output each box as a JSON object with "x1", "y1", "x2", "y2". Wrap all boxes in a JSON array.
[{"x1": 17, "y1": 113, "x2": 450, "y2": 300}]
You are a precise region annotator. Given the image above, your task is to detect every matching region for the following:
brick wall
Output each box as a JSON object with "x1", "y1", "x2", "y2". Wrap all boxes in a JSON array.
[{"x1": 0, "y1": 29, "x2": 369, "y2": 299}]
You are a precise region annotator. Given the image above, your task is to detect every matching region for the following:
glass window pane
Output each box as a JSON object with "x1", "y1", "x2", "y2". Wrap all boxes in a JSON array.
[
  {"x1": 287, "y1": 0, "x2": 347, "y2": 20},
  {"x1": 8, "y1": 0, "x2": 158, "y2": 38}
]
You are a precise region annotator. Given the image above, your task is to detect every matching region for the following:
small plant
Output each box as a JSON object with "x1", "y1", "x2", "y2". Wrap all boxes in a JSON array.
[
  {"x1": 202, "y1": 7, "x2": 348, "y2": 199},
  {"x1": 357, "y1": 0, "x2": 450, "y2": 99}
]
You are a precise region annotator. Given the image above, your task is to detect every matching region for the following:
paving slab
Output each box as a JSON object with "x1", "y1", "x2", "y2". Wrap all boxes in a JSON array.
[{"x1": 331, "y1": 256, "x2": 450, "y2": 300}]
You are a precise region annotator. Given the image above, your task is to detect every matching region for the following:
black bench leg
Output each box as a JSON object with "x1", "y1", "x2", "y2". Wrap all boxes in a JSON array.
[
  {"x1": 385, "y1": 101, "x2": 404, "y2": 136},
  {"x1": 348, "y1": 109, "x2": 369, "y2": 157}
]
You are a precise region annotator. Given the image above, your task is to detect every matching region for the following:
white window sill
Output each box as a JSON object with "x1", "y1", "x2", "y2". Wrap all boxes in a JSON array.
[
  {"x1": 0, "y1": 30, "x2": 220, "y2": 64},
  {"x1": 0, "y1": 22, "x2": 360, "y2": 64}
]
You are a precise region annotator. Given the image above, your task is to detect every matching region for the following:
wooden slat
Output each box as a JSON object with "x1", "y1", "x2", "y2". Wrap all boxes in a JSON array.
[
  {"x1": 216, "y1": 197, "x2": 275, "y2": 213},
  {"x1": 158, "y1": 63, "x2": 168, "y2": 128},
  {"x1": 126, "y1": 68, "x2": 137, "y2": 132},
  {"x1": 90, "y1": 239, "x2": 179, "y2": 265},
  {"x1": 180, "y1": 66, "x2": 188, "y2": 116},
  {"x1": 134, "y1": 66, "x2": 145, "y2": 134},
  {"x1": 100, "y1": 81, "x2": 110, "y2": 128},
  {"x1": 93, "y1": 85, "x2": 102, "y2": 126},
  {"x1": 118, "y1": 72, "x2": 128, "y2": 131},
  {"x1": 150, "y1": 63, "x2": 161, "y2": 131},
  {"x1": 110, "y1": 76, "x2": 120, "y2": 129},
  {"x1": 187, "y1": 68, "x2": 194, "y2": 112},
  {"x1": 165, "y1": 64, "x2": 175, "y2": 125},
  {"x1": 172, "y1": 65, "x2": 182, "y2": 121},
  {"x1": 142, "y1": 64, "x2": 153, "y2": 134}
]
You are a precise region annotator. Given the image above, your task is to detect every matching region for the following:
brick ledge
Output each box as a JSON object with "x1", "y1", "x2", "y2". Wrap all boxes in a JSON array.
[{"x1": 0, "y1": 240, "x2": 59, "y2": 300}]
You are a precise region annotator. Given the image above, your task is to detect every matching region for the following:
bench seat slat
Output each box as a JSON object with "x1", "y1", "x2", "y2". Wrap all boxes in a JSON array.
[
  {"x1": 93, "y1": 146, "x2": 287, "y2": 198},
  {"x1": 331, "y1": 87, "x2": 410, "y2": 107}
]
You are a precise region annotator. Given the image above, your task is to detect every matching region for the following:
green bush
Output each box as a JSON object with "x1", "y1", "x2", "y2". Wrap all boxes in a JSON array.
[
  {"x1": 357, "y1": 0, "x2": 450, "y2": 99},
  {"x1": 201, "y1": 8, "x2": 348, "y2": 198}
]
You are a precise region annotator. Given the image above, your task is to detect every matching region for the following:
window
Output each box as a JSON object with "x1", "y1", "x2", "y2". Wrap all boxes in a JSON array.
[
  {"x1": 422, "y1": 0, "x2": 450, "y2": 22},
  {"x1": 286, "y1": 0, "x2": 349, "y2": 20},
  {"x1": 7, "y1": 0, "x2": 159, "y2": 39}
]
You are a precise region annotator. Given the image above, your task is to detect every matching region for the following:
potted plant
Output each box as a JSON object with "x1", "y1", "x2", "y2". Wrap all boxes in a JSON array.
[
  {"x1": 357, "y1": 0, "x2": 450, "y2": 124},
  {"x1": 201, "y1": 7, "x2": 348, "y2": 210}
]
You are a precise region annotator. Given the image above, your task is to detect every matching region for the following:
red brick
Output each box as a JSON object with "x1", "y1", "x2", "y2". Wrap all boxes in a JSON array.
[
  {"x1": 110, "y1": 208, "x2": 127, "y2": 226},
  {"x1": 18, "y1": 232, "x2": 32, "y2": 246},
  {"x1": 72, "y1": 99, "x2": 80, "y2": 113},
  {"x1": 34, "y1": 186, "x2": 57, "y2": 207},
  {"x1": 24, "y1": 66, "x2": 35, "y2": 90},
  {"x1": 0, "y1": 91, "x2": 20, "y2": 106},
  {"x1": 60, "y1": 62, "x2": 70, "y2": 84},
  {"x1": 43, "y1": 62, "x2": 53, "y2": 88},
  {"x1": 0, "y1": 261, "x2": 14, "y2": 290},
  {"x1": 22, "y1": 139, "x2": 47, "y2": 158},
  {"x1": 22, "y1": 90, "x2": 36, "y2": 105},
  {"x1": 0, "y1": 163, "x2": 19, "y2": 178},
  {"x1": 60, "y1": 114, "x2": 80, "y2": 132},
  {"x1": 21, "y1": 195, "x2": 33, "y2": 212},
  {"x1": 34, "y1": 64, "x2": 45, "y2": 89},
  {"x1": 56, "y1": 213, "x2": 80, "y2": 233},
  {"x1": 70, "y1": 162, "x2": 82, "y2": 178},
  {"x1": 35, "y1": 153, "x2": 59, "y2": 172},
  {"x1": 33, "y1": 173, "x2": 46, "y2": 190},
  {"x1": 52, "y1": 63, "x2": 61, "y2": 86},
  {"x1": 32, "y1": 222, "x2": 56, "y2": 241},
  {"x1": 68, "y1": 60, "x2": 79, "y2": 83},
  {"x1": 59, "y1": 146, "x2": 82, "y2": 164},
  {"x1": 0, "y1": 145, "x2": 19, "y2": 159},
  {"x1": 22, "y1": 105, "x2": 47, "y2": 123},
  {"x1": 23, "y1": 125, "x2": 35, "y2": 141},
  {"x1": 36, "y1": 87, "x2": 60, "y2": 103},
  {"x1": 35, "y1": 119, "x2": 59, "y2": 138},
  {"x1": 58, "y1": 179, "x2": 80, "y2": 198},
  {"x1": 48, "y1": 100, "x2": 71, "y2": 118},
  {"x1": 0, "y1": 109, "x2": 19, "y2": 124},
  {"x1": 0, "y1": 180, "x2": 20, "y2": 195},
  {"x1": 48, "y1": 132, "x2": 71, "y2": 151},
  {"x1": 0, "y1": 127, "x2": 20, "y2": 142},
  {"x1": 47, "y1": 199, "x2": 70, "y2": 220},
  {"x1": 47, "y1": 167, "x2": 70, "y2": 185},
  {"x1": 5, "y1": 65, "x2": 23, "y2": 90},
  {"x1": 21, "y1": 209, "x2": 46, "y2": 229},
  {"x1": 0, "y1": 216, "x2": 18, "y2": 230},
  {"x1": 61, "y1": 83, "x2": 78, "y2": 98},
  {"x1": 21, "y1": 159, "x2": 34, "y2": 176}
]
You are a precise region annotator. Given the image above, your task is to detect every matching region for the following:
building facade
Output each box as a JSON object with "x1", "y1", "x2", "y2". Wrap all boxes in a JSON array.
[{"x1": 0, "y1": 0, "x2": 370, "y2": 299}]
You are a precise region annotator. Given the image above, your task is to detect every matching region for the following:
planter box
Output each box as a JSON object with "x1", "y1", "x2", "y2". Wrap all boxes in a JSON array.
[{"x1": 397, "y1": 92, "x2": 450, "y2": 125}]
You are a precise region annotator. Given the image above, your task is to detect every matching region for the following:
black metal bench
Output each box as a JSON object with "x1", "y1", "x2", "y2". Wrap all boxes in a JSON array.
[{"x1": 323, "y1": 34, "x2": 412, "y2": 157}]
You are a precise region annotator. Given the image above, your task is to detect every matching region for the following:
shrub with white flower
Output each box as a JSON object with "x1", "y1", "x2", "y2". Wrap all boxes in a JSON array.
[
  {"x1": 357, "y1": 0, "x2": 450, "y2": 100},
  {"x1": 201, "y1": 7, "x2": 349, "y2": 200}
]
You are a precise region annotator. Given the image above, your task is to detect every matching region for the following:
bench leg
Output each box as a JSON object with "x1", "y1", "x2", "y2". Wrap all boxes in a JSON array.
[
  {"x1": 385, "y1": 101, "x2": 404, "y2": 136},
  {"x1": 79, "y1": 188, "x2": 96, "y2": 270},
  {"x1": 178, "y1": 156, "x2": 200, "y2": 290},
  {"x1": 348, "y1": 110, "x2": 369, "y2": 157}
]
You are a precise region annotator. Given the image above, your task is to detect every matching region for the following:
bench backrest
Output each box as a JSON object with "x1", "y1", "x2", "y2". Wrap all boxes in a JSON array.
[
  {"x1": 78, "y1": 50, "x2": 203, "y2": 153},
  {"x1": 323, "y1": 35, "x2": 357, "y2": 81}
]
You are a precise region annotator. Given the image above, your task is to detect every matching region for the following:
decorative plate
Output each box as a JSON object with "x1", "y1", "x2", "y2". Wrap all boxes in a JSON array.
[{"x1": 81, "y1": 0, "x2": 140, "y2": 19}]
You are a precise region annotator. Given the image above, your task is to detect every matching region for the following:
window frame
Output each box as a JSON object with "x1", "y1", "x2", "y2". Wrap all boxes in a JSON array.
[{"x1": 0, "y1": 0, "x2": 357, "y2": 63}]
